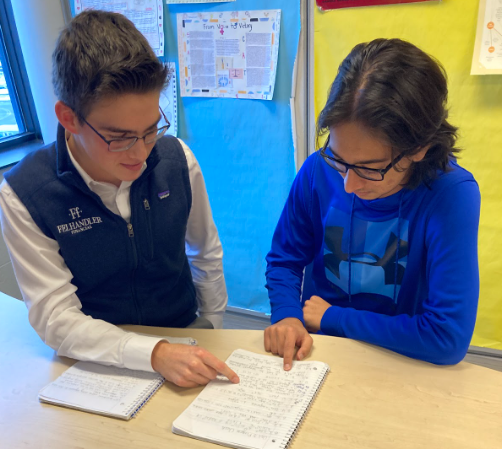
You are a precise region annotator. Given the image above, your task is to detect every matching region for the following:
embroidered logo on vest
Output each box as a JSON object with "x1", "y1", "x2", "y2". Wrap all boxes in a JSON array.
[
  {"x1": 56, "y1": 207, "x2": 103, "y2": 235},
  {"x1": 158, "y1": 190, "x2": 170, "y2": 199}
]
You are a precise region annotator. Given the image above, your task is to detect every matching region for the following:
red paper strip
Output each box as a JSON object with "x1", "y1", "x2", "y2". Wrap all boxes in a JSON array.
[{"x1": 316, "y1": 0, "x2": 435, "y2": 10}]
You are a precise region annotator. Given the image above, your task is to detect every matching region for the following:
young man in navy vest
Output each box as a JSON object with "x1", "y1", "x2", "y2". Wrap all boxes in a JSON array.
[{"x1": 0, "y1": 10, "x2": 239, "y2": 387}]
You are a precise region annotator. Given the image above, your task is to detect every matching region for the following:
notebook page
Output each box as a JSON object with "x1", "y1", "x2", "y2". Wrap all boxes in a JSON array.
[
  {"x1": 39, "y1": 362, "x2": 163, "y2": 419},
  {"x1": 172, "y1": 349, "x2": 329, "y2": 449}
]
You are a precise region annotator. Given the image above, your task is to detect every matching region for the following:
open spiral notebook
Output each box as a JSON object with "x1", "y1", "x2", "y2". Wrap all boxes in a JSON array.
[
  {"x1": 38, "y1": 335, "x2": 196, "y2": 420},
  {"x1": 172, "y1": 349, "x2": 330, "y2": 449}
]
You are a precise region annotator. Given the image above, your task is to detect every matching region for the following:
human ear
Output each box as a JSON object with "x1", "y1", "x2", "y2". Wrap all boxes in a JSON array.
[
  {"x1": 409, "y1": 145, "x2": 430, "y2": 163},
  {"x1": 55, "y1": 101, "x2": 82, "y2": 135}
]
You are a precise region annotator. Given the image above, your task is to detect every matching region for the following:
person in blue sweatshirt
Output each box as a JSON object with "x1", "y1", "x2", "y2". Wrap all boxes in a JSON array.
[{"x1": 264, "y1": 38, "x2": 480, "y2": 369}]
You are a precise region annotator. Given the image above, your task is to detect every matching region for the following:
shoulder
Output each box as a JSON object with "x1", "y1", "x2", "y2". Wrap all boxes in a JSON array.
[
  {"x1": 411, "y1": 161, "x2": 480, "y2": 229},
  {"x1": 424, "y1": 161, "x2": 479, "y2": 205},
  {"x1": 433, "y1": 160, "x2": 477, "y2": 188},
  {"x1": 153, "y1": 136, "x2": 188, "y2": 162},
  {"x1": 293, "y1": 152, "x2": 325, "y2": 190},
  {"x1": 3, "y1": 142, "x2": 58, "y2": 199},
  {"x1": 176, "y1": 138, "x2": 198, "y2": 171},
  {"x1": 299, "y1": 151, "x2": 323, "y2": 176},
  {"x1": 151, "y1": 136, "x2": 202, "y2": 173}
]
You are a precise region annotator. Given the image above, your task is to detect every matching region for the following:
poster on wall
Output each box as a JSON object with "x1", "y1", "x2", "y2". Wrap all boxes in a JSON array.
[
  {"x1": 471, "y1": 0, "x2": 502, "y2": 75},
  {"x1": 161, "y1": 63, "x2": 178, "y2": 137},
  {"x1": 74, "y1": 0, "x2": 165, "y2": 57},
  {"x1": 177, "y1": 10, "x2": 281, "y2": 100},
  {"x1": 316, "y1": 0, "x2": 437, "y2": 9},
  {"x1": 166, "y1": 1, "x2": 235, "y2": 3}
]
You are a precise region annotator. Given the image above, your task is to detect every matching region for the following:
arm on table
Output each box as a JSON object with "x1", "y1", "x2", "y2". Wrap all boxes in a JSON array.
[
  {"x1": 0, "y1": 180, "x2": 237, "y2": 385},
  {"x1": 264, "y1": 159, "x2": 317, "y2": 369},
  {"x1": 315, "y1": 181, "x2": 481, "y2": 365}
]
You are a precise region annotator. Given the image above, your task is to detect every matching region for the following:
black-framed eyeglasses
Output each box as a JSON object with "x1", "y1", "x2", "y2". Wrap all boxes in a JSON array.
[
  {"x1": 320, "y1": 136, "x2": 406, "y2": 182},
  {"x1": 82, "y1": 107, "x2": 171, "y2": 152}
]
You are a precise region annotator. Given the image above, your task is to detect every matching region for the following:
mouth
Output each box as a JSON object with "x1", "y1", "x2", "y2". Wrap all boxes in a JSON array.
[{"x1": 121, "y1": 162, "x2": 144, "y2": 171}]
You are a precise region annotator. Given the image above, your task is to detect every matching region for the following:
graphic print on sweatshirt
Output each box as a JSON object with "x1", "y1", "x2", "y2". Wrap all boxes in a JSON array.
[{"x1": 323, "y1": 207, "x2": 409, "y2": 302}]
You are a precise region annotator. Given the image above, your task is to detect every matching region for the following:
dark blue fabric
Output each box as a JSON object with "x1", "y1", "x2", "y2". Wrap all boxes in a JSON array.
[
  {"x1": 266, "y1": 152, "x2": 480, "y2": 365},
  {"x1": 5, "y1": 124, "x2": 197, "y2": 327}
]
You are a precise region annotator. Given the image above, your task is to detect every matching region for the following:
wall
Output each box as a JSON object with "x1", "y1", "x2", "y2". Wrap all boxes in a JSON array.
[
  {"x1": 10, "y1": 0, "x2": 64, "y2": 143},
  {"x1": 164, "y1": 1, "x2": 300, "y2": 313},
  {"x1": 313, "y1": 0, "x2": 502, "y2": 350}
]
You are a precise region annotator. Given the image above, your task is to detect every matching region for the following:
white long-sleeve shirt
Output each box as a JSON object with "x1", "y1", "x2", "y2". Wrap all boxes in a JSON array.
[{"x1": 0, "y1": 138, "x2": 227, "y2": 372}]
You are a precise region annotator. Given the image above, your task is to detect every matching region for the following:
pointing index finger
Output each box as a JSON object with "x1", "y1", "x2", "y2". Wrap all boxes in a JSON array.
[{"x1": 202, "y1": 352, "x2": 240, "y2": 384}]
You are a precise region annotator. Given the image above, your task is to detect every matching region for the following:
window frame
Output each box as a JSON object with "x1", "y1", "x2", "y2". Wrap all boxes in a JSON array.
[{"x1": 0, "y1": 0, "x2": 41, "y2": 151}]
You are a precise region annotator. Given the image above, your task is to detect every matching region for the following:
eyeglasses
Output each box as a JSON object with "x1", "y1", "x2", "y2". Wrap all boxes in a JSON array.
[
  {"x1": 320, "y1": 136, "x2": 406, "y2": 181},
  {"x1": 82, "y1": 108, "x2": 171, "y2": 152}
]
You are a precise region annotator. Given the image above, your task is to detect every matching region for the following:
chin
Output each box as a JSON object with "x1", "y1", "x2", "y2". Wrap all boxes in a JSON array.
[{"x1": 355, "y1": 192, "x2": 377, "y2": 200}]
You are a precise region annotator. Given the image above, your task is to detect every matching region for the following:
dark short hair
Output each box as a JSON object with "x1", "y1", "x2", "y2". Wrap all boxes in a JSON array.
[
  {"x1": 52, "y1": 10, "x2": 169, "y2": 120},
  {"x1": 316, "y1": 38, "x2": 459, "y2": 189}
]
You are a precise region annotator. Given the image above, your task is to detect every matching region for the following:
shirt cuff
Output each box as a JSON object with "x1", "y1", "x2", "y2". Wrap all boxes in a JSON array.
[
  {"x1": 200, "y1": 312, "x2": 224, "y2": 329},
  {"x1": 320, "y1": 306, "x2": 346, "y2": 337},
  {"x1": 122, "y1": 333, "x2": 165, "y2": 372},
  {"x1": 271, "y1": 305, "x2": 304, "y2": 325}
]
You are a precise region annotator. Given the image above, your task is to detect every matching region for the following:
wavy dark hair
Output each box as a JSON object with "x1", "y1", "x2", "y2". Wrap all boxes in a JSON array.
[
  {"x1": 52, "y1": 10, "x2": 169, "y2": 121},
  {"x1": 316, "y1": 38, "x2": 459, "y2": 189}
]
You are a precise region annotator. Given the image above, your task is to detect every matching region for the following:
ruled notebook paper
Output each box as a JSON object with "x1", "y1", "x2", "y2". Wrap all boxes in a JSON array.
[
  {"x1": 38, "y1": 362, "x2": 164, "y2": 420},
  {"x1": 172, "y1": 349, "x2": 330, "y2": 449}
]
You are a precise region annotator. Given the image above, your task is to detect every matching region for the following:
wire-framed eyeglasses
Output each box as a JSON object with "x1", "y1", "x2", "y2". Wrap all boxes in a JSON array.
[
  {"x1": 82, "y1": 107, "x2": 171, "y2": 153},
  {"x1": 320, "y1": 135, "x2": 406, "y2": 182}
]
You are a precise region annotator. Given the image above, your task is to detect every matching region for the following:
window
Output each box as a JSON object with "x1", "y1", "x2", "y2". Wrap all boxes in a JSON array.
[{"x1": 0, "y1": 0, "x2": 40, "y2": 150}]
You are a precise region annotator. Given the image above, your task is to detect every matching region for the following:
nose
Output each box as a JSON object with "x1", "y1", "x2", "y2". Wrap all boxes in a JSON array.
[
  {"x1": 343, "y1": 169, "x2": 366, "y2": 194},
  {"x1": 127, "y1": 137, "x2": 149, "y2": 161}
]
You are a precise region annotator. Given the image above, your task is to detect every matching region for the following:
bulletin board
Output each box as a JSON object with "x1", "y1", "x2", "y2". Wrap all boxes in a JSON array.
[
  {"x1": 70, "y1": 1, "x2": 301, "y2": 315},
  {"x1": 165, "y1": 0, "x2": 299, "y2": 315},
  {"x1": 314, "y1": 0, "x2": 502, "y2": 350},
  {"x1": 316, "y1": 0, "x2": 436, "y2": 9}
]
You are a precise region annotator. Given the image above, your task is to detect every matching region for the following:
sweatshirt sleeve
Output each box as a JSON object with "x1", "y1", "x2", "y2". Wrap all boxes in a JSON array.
[
  {"x1": 320, "y1": 179, "x2": 481, "y2": 365},
  {"x1": 266, "y1": 156, "x2": 317, "y2": 324}
]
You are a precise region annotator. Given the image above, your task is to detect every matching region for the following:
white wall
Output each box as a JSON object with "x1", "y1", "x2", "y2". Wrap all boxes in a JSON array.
[{"x1": 11, "y1": 0, "x2": 65, "y2": 143}]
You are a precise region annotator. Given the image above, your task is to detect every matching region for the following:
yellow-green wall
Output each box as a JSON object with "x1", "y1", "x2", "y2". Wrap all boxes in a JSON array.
[{"x1": 314, "y1": 0, "x2": 502, "y2": 350}]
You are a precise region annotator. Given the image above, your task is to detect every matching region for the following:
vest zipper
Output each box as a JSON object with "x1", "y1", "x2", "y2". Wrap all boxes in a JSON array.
[
  {"x1": 127, "y1": 222, "x2": 141, "y2": 324},
  {"x1": 143, "y1": 198, "x2": 154, "y2": 259}
]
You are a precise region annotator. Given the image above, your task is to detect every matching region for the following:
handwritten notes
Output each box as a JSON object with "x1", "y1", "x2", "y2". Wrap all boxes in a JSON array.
[
  {"x1": 172, "y1": 349, "x2": 330, "y2": 449},
  {"x1": 177, "y1": 10, "x2": 281, "y2": 100},
  {"x1": 74, "y1": 0, "x2": 165, "y2": 57},
  {"x1": 38, "y1": 362, "x2": 164, "y2": 420}
]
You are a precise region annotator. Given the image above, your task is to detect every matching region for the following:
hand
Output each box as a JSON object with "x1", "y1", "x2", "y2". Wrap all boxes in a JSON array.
[
  {"x1": 303, "y1": 295, "x2": 331, "y2": 333},
  {"x1": 151, "y1": 341, "x2": 239, "y2": 388},
  {"x1": 264, "y1": 317, "x2": 313, "y2": 371}
]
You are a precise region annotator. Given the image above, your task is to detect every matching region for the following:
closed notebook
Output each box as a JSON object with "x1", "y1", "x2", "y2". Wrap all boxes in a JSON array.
[
  {"x1": 172, "y1": 349, "x2": 330, "y2": 449},
  {"x1": 38, "y1": 336, "x2": 195, "y2": 420}
]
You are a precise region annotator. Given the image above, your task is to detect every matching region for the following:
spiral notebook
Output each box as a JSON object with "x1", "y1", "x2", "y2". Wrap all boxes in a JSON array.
[
  {"x1": 38, "y1": 361, "x2": 164, "y2": 420},
  {"x1": 172, "y1": 349, "x2": 330, "y2": 449}
]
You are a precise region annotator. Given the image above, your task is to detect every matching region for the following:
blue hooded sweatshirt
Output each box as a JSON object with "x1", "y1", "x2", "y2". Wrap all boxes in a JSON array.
[{"x1": 266, "y1": 152, "x2": 480, "y2": 365}]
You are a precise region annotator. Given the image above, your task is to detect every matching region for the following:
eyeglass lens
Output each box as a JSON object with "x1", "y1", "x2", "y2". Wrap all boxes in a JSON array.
[{"x1": 108, "y1": 126, "x2": 168, "y2": 152}]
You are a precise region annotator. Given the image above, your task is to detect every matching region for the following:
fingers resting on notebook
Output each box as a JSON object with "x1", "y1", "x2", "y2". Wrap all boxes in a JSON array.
[
  {"x1": 151, "y1": 341, "x2": 240, "y2": 388},
  {"x1": 264, "y1": 317, "x2": 313, "y2": 371}
]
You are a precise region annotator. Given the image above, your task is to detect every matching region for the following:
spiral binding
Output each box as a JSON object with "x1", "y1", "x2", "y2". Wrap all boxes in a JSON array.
[
  {"x1": 278, "y1": 365, "x2": 330, "y2": 449},
  {"x1": 122, "y1": 376, "x2": 166, "y2": 419}
]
